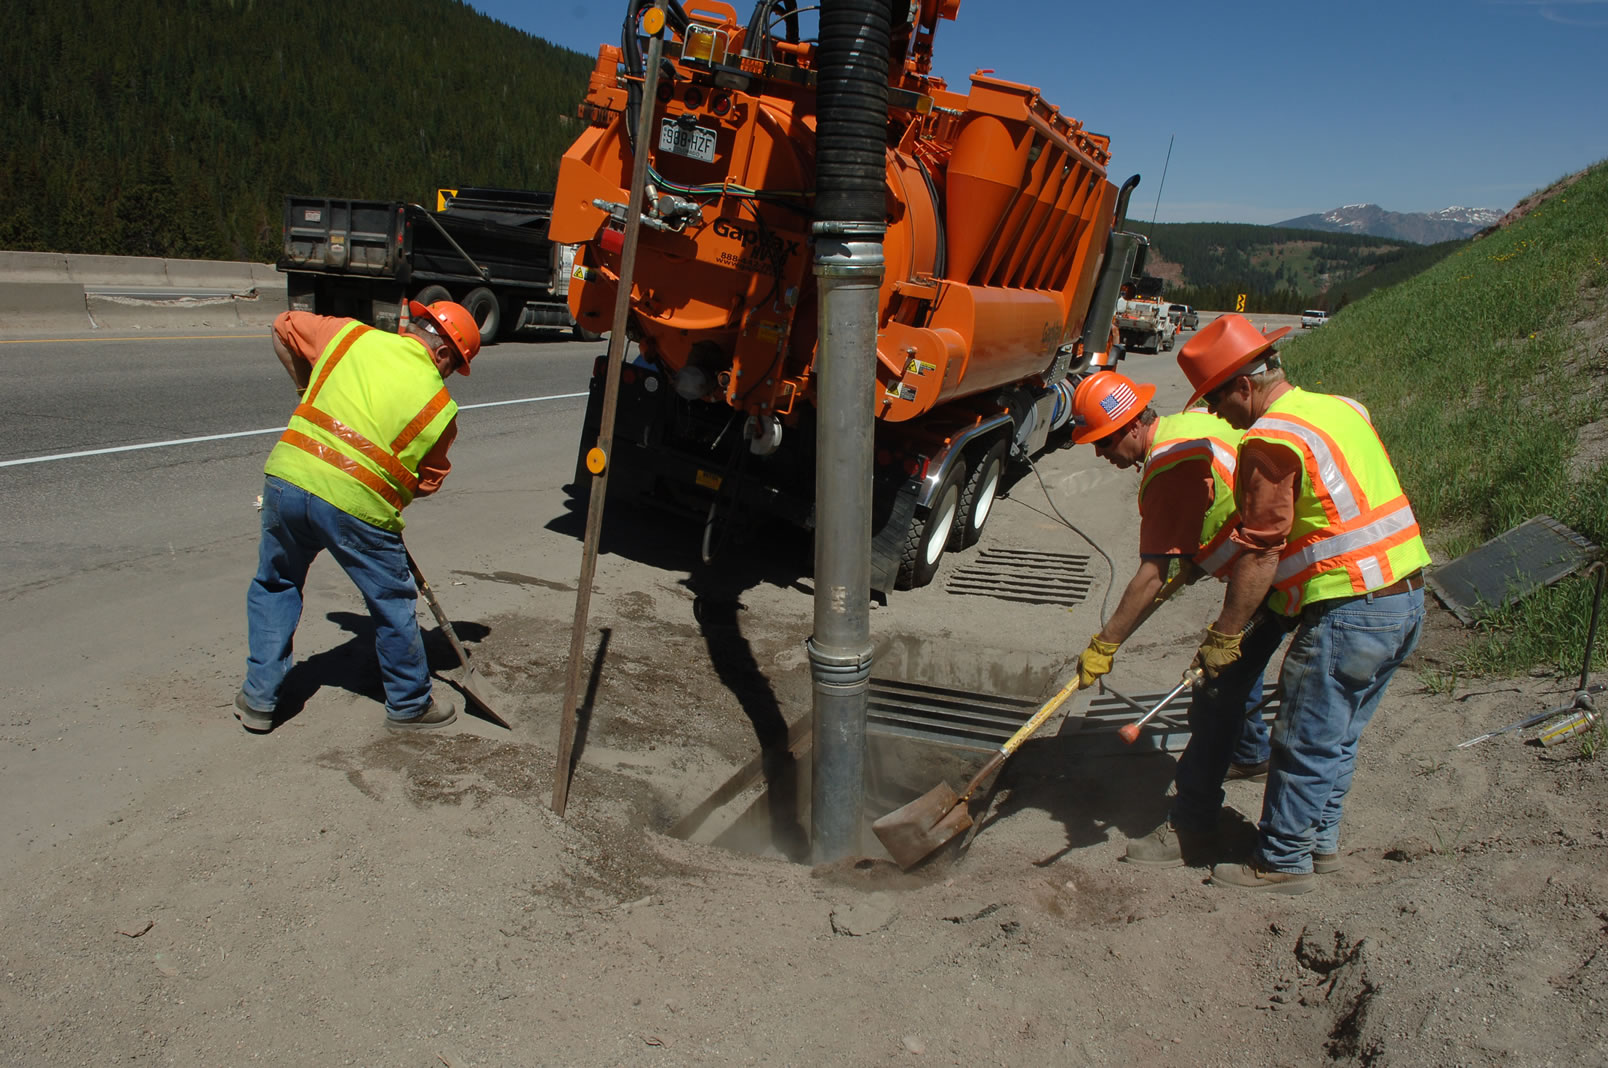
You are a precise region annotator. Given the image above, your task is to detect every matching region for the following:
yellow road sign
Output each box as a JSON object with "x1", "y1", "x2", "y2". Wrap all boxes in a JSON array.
[{"x1": 1235, "y1": 293, "x2": 1247, "y2": 312}]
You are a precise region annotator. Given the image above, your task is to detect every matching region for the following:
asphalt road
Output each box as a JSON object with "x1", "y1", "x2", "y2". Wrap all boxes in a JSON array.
[{"x1": 1, "y1": 327, "x2": 600, "y2": 593}]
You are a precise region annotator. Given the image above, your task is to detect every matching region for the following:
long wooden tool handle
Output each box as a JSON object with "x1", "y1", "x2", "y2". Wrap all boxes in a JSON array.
[
  {"x1": 405, "y1": 548, "x2": 474, "y2": 670},
  {"x1": 956, "y1": 676, "x2": 1083, "y2": 801}
]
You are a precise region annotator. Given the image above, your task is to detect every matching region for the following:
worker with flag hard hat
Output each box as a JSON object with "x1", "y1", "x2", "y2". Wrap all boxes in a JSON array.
[
  {"x1": 234, "y1": 300, "x2": 482, "y2": 735},
  {"x1": 1069, "y1": 370, "x2": 1287, "y2": 867},
  {"x1": 1176, "y1": 313, "x2": 1428, "y2": 894}
]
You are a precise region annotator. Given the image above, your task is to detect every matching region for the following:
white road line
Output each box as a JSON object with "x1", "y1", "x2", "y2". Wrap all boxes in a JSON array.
[{"x1": 0, "y1": 391, "x2": 588, "y2": 468}]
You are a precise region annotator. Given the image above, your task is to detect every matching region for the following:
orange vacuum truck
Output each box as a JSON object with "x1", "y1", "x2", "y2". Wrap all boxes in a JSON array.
[{"x1": 550, "y1": 0, "x2": 1151, "y2": 591}]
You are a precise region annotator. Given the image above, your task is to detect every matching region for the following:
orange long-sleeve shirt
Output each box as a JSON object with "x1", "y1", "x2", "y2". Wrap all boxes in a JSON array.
[{"x1": 272, "y1": 311, "x2": 457, "y2": 496}]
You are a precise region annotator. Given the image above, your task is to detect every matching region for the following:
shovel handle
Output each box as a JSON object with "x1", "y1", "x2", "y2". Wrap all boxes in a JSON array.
[
  {"x1": 404, "y1": 547, "x2": 474, "y2": 670},
  {"x1": 957, "y1": 676, "x2": 1083, "y2": 801}
]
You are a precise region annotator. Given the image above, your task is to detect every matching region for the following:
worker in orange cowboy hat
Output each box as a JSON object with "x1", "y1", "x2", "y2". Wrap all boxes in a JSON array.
[
  {"x1": 1176, "y1": 313, "x2": 1429, "y2": 894},
  {"x1": 1069, "y1": 370, "x2": 1282, "y2": 869}
]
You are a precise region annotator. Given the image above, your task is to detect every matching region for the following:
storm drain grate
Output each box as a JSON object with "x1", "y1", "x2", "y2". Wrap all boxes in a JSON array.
[
  {"x1": 1075, "y1": 682, "x2": 1280, "y2": 754},
  {"x1": 867, "y1": 677, "x2": 1043, "y2": 753},
  {"x1": 945, "y1": 548, "x2": 1095, "y2": 607}
]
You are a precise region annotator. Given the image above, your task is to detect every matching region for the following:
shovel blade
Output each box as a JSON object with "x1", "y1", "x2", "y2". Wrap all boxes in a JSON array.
[
  {"x1": 872, "y1": 782, "x2": 974, "y2": 870},
  {"x1": 445, "y1": 665, "x2": 514, "y2": 730}
]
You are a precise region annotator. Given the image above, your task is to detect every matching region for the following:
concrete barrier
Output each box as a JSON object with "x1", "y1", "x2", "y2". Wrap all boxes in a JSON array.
[
  {"x1": 0, "y1": 282, "x2": 91, "y2": 331},
  {"x1": 165, "y1": 257, "x2": 257, "y2": 290},
  {"x1": 0, "y1": 250, "x2": 287, "y2": 333},
  {"x1": 65, "y1": 254, "x2": 169, "y2": 286},
  {"x1": 0, "y1": 250, "x2": 73, "y2": 284}
]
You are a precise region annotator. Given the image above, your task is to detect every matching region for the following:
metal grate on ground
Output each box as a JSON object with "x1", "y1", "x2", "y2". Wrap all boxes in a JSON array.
[
  {"x1": 945, "y1": 548, "x2": 1095, "y2": 607},
  {"x1": 866, "y1": 677, "x2": 1044, "y2": 753}
]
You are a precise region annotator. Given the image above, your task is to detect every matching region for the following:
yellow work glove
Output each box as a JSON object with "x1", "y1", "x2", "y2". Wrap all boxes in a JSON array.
[
  {"x1": 1193, "y1": 625, "x2": 1243, "y2": 680},
  {"x1": 1077, "y1": 635, "x2": 1122, "y2": 689}
]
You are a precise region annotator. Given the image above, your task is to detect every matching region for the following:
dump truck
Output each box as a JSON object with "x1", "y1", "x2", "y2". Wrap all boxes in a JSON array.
[
  {"x1": 277, "y1": 187, "x2": 593, "y2": 343},
  {"x1": 550, "y1": 0, "x2": 1146, "y2": 590}
]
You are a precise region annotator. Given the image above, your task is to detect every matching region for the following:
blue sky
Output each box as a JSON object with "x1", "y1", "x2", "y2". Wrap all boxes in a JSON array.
[{"x1": 478, "y1": 0, "x2": 1608, "y2": 223}]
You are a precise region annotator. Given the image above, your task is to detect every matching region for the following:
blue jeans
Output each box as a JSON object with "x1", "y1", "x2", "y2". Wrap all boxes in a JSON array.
[
  {"x1": 1257, "y1": 588, "x2": 1425, "y2": 872},
  {"x1": 1233, "y1": 678, "x2": 1272, "y2": 765},
  {"x1": 242, "y1": 476, "x2": 433, "y2": 720},
  {"x1": 1170, "y1": 614, "x2": 1288, "y2": 831}
]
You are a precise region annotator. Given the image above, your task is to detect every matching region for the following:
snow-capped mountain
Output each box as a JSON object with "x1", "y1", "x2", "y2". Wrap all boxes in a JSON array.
[{"x1": 1275, "y1": 204, "x2": 1504, "y2": 244}]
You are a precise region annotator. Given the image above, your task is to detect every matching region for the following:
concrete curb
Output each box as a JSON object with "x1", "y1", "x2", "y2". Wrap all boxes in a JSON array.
[
  {"x1": 0, "y1": 282, "x2": 92, "y2": 332},
  {"x1": 0, "y1": 250, "x2": 286, "y2": 333}
]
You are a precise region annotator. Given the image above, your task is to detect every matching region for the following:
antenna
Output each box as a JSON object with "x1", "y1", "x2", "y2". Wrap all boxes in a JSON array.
[{"x1": 1149, "y1": 134, "x2": 1174, "y2": 234}]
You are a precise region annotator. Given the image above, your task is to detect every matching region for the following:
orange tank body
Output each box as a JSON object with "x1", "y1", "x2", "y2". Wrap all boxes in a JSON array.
[{"x1": 549, "y1": 0, "x2": 1118, "y2": 427}]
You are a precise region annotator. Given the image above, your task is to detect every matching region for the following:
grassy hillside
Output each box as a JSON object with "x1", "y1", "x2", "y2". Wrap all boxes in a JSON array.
[
  {"x1": 1276, "y1": 163, "x2": 1608, "y2": 674},
  {"x1": 0, "y1": 0, "x2": 594, "y2": 260},
  {"x1": 1140, "y1": 222, "x2": 1466, "y2": 314}
]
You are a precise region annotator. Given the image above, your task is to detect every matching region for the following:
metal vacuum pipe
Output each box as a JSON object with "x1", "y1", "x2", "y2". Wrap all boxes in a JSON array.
[{"x1": 808, "y1": 0, "x2": 891, "y2": 862}]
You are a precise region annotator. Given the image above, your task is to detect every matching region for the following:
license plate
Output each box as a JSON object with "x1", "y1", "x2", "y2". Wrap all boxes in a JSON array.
[{"x1": 659, "y1": 119, "x2": 717, "y2": 163}]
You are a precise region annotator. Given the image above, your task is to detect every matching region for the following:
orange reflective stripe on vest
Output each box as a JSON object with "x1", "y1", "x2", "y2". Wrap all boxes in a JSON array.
[
  {"x1": 1244, "y1": 389, "x2": 1429, "y2": 613},
  {"x1": 391, "y1": 388, "x2": 453, "y2": 453},
  {"x1": 1252, "y1": 412, "x2": 1368, "y2": 528},
  {"x1": 302, "y1": 324, "x2": 372, "y2": 405},
  {"x1": 291, "y1": 403, "x2": 420, "y2": 495},
  {"x1": 1274, "y1": 496, "x2": 1420, "y2": 590},
  {"x1": 265, "y1": 321, "x2": 458, "y2": 532},
  {"x1": 279, "y1": 429, "x2": 405, "y2": 510}
]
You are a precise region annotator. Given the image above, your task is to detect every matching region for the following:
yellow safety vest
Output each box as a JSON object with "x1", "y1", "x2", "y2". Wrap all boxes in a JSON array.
[
  {"x1": 1139, "y1": 410, "x2": 1244, "y2": 578},
  {"x1": 1242, "y1": 387, "x2": 1430, "y2": 614},
  {"x1": 264, "y1": 322, "x2": 457, "y2": 532}
]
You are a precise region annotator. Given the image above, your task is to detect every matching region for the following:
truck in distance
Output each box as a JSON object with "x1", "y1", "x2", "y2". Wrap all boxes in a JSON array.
[{"x1": 277, "y1": 187, "x2": 591, "y2": 343}]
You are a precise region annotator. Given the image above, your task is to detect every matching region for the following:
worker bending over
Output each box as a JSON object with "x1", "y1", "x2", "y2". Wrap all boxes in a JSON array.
[
  {"x1": 235, "y1": 300, "x2": 482, "y2": 734},
  {"x1": 1068, "y1": 372, "x2": 1281, "y2": 868},
  {"x1": 1178, "y1": 314, "x2": 1428, "y2": 894}
]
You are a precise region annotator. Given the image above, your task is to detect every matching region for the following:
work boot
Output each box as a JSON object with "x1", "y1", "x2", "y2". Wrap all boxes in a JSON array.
[
  {"x1": 1313, "y1": 852, "x2": 1343, "y2": 874},
  {"x1": 386, "y1": 695, "x2": 459, "y2": 731},
  {"x1": 234, "y1": 691, "x2": 274, "y2": 734},
  {"x1": 1225, "y1": 760, "x2": 1270, "y2": 783},
  {"x1": 1209, "y1": 860, "x2": 1314, "y2": 895},
  {"x1": 1123, "y1": 821, "x2": 1215, "y2": 868}
]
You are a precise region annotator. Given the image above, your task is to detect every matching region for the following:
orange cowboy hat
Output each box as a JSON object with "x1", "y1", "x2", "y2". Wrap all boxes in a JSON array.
[{"x1": 1176, "y1": 314, "x2": 1291, "y2": 408}]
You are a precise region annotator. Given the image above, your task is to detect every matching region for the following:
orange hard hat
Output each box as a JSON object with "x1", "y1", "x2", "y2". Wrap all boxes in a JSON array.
[
  {"x1": 1176, "y1": 314, "x2": 1290, "y2": 407},
  {"x1": 406, "y1": 299, "x2": 481, "y2": 374},
  {"x1": 1071, "y1": 371, "x2": 1156, "y2": 445}
]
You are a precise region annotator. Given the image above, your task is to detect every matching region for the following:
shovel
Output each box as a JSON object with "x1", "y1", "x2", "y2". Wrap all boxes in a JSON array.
[
  {"x1": 872, "y1": 571, "x2": 1191, "y2": 869},
  {"x1": 405, "y1": 547, "x2": 513, "y2": 729},
  {"x1": 872, "y1": 674, "x2": 1085, "y2": 869}
]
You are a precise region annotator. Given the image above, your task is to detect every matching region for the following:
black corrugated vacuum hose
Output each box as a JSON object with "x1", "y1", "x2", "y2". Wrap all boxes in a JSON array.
[{"x1": 815, "y1": 0, "x2": 893, "y2": 227}]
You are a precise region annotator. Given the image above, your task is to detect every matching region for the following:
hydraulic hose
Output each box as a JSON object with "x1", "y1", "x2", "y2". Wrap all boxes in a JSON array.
[
  {"x1": 814, "y1": 0, "x2": 892, "y2": 226},
  {"x1": 621, "y1": 0, "x2": 693, "y2": 154}
]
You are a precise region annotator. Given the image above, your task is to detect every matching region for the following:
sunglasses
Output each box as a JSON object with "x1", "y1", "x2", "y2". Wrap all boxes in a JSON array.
[
  {"x1": 1202, "y1": 379, "x2": 1236, "y2": 411},
  {"x1": 1093, "y1": 426, "x2": 1122, "y2": 449}
]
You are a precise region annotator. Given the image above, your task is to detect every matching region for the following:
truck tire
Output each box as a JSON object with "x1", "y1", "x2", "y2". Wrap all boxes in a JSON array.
[
  {"x1": 896, "y1": 461, "x2": 965, "y2": 589},
  {"x1": 412, "y1": 284, "x2": 452, "y2": 307},
  {"x1": 461, "y1": 286, "x2": 501, "y2": 344},
  {"x1": 951, "y1": 439, "x2": 1008, "y2": 550}
]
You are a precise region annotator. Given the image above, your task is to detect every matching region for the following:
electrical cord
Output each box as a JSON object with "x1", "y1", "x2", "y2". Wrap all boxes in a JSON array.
[{"x1": 1021, "y1": 449, "x2": 1117, "y2": 628}]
